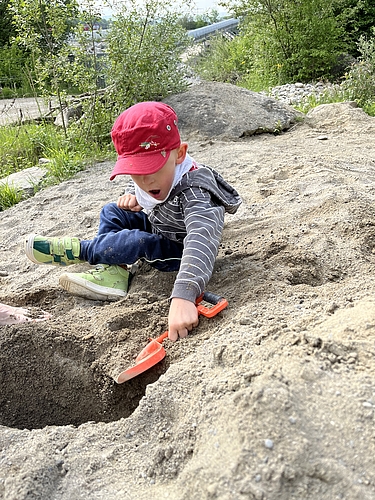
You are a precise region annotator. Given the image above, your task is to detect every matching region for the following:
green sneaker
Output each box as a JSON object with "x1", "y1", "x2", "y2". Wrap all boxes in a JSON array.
[
  {"x1": 59, "y1": 264, "x2": 131, "y2": 301},
  {"x1": 25, "y1": 234, "x2": 82, "y2": 266}
]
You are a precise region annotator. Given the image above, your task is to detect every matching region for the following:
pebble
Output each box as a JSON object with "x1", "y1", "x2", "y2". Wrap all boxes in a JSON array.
[
  {"x1": 262, "y1": 81, "x2": 340, "y2": 106},
  {"x1": 264, "y1": 439, "x2": 274, "y2": 449},
  {"x1": 362, "y1": 401, "x2": 373, "y2": 408}
]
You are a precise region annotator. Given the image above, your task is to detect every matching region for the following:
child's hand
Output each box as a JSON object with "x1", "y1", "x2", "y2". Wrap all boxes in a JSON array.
[
  {"x1": 168, "y1": 297, "x2": 199, "y2": 341},
  {"x1": 0, "y1": 303, "x2": 51, "y2": 325},
  {"x1": 117, "y1": 194, "x2": 142, "y2": 211}
]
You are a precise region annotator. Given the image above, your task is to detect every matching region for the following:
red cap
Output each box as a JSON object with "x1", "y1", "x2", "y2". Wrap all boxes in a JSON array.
[{"x1": 110, "y1": 101, "x2": 181, "y2": 179}]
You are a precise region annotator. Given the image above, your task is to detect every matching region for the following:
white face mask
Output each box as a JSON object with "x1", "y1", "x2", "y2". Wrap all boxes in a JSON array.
[{"x1": 134, "y1": 153, "x2": 194, "y2": 211}]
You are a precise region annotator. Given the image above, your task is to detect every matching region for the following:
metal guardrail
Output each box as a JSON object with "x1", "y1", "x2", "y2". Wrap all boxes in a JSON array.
[{"x1": 187, "y1": 18, "x2": 239, "y2": 41}]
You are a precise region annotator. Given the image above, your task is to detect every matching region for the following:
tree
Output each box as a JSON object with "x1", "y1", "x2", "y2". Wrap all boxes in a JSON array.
[
  {"x1": 9, "y1": 0, "x2": 193, "y2": 142},
  {"x1": 333, "y1": 0, "x2": 375, "y2": 56},
  {"x1": 106, "y1": 0, "x2": 192, "y2": 115},
  {"x1": 0, "y1": 0, "x2": 16, "y2": 47},
  {"x1": 225, "y1": 0, "x2": 347, "y2": 85},
  {"x1": 0, "y1": 0, "x2": 31, "y2": 94},
  {"x1": 179, "y1": 9, "x2": 221, "y2": 29},
  {"x1": 10, "y1": 0, "x2": 79, "y2": 55},
  {"x1": 10, "y1": 0, "x2": 80, "y2": 134}
]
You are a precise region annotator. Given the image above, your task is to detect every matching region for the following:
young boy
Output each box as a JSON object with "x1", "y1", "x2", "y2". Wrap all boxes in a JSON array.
[{"x1": 25, "y1": 101, "x2": 241, "y2": 341}]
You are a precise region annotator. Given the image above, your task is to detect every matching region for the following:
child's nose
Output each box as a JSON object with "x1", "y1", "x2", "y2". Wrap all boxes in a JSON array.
[{"x1": 142, "y1": 175, "x2": 154, "y2": 186}]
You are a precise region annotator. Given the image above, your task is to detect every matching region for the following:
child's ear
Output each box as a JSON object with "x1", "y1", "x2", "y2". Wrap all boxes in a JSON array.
[{"x1": 176, "y1": 142, "x2": 188, "y2": 164}]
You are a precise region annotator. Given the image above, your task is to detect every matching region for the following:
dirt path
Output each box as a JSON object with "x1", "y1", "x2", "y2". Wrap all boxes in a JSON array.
[{"x1": 0, "y1": 97, "x2": 53, "y2": 125}]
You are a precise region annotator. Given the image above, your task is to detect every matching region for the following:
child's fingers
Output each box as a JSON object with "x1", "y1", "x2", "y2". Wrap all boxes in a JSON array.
[
  {"x1": 168, "y1": 329, "x2": 179, "y2": 341},
  {"x1": 130, "y1": 204, "x2": 143, "y2": 212},
  {"x1": 0, "y1": 304, "x2": 52, "y2": 325}
]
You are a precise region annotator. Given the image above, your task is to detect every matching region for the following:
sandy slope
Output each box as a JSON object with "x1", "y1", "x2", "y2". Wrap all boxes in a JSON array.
[{"x1": 1, "y1": 89, "x2": 375, "y2": 499}]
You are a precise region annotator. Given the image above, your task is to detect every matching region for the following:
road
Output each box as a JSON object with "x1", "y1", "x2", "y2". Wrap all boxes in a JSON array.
[{"x1": 0, "y1": 97, "x2": 53, "y2": 126}]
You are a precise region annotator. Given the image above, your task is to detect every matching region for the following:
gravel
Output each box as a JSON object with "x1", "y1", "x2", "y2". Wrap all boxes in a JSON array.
[{"x1": 262, "y1": 81, "x2": 341, "y2": 106}]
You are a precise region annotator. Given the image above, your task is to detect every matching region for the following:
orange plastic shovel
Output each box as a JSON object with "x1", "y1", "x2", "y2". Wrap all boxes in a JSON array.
[{"x1": 115, "y1": 292, "x2": 228, "y2": 383}]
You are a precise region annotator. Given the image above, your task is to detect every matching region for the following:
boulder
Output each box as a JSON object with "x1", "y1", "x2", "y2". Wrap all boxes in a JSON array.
[
  {"x1": 0, "y1": 166, "x2": 47, "y2": 198},
  {"x1": 164, "y1": 81, "x2": 303, "y2": 140}
]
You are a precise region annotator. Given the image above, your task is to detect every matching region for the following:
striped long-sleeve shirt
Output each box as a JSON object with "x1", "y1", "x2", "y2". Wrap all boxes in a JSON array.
[{"x1": 126, "y1": 164, "x2": 242, "y2": 302}]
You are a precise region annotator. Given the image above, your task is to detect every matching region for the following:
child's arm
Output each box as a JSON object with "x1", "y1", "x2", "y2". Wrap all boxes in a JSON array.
[
  {"x1": 167, "y1": 187, "x2": 226, "y2": 339},
  {"x1": 172, "y1": 192, "x2": 225, "y2": 299}
]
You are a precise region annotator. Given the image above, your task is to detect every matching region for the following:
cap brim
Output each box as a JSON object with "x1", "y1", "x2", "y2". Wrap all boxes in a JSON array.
[{"x1": 109, "y1": 150, "x2": 171, "y2": 180}]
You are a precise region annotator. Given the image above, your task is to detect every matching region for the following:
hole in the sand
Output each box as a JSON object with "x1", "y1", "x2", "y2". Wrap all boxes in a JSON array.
[
  {"x1": 286, "y1": 266, "x2": 325, "y2": 286},
  {"x1": 0, "y1": 326, "x2": 163, "y2": 430},
  {"x1": 265, "y1": 249, "x2": 343, "y2": 287}
]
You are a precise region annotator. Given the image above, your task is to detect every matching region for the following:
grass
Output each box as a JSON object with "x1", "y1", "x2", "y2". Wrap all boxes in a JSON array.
[
  {"x1": 293, "y1": 85, "x2": 375, "y2": 116},
  {"x1": 0, "y1": 123, "x2": 66, "y2": 178},
  {"x1": 293, "y1": 86, "x2": 349, "y2": 114},
  {"x1": 0, "y1": 182, "x2": 23, "y2": 211},
  {"x1": 0, "y1": 120, "x2": 114, "y2": 210}
]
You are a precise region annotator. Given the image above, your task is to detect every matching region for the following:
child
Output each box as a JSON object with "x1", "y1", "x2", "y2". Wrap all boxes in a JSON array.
[{"x1": 25, "y1": 101, "x2": 241, "y2": 341}]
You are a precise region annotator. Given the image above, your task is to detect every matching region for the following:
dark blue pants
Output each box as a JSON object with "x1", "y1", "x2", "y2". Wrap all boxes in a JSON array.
[{"x1": 79, "y1": 203, "x2": 183, "y2": 271}]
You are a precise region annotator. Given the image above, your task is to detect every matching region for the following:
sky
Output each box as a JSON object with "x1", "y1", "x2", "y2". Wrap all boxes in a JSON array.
[
  {"x1": 192, "y1": 0, "x2": 227, "y2": 14},
  {"x1": 99, "y1": 0, "x2": 229, "y2": 18}
]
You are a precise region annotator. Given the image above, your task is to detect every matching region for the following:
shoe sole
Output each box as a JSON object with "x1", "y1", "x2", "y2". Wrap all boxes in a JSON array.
[
  {"x1": 59, "y1": 273, "x2": 127, "y2": 301},
  {"x1": 24, "y1": 234, "x2": 41, "y2": 264}
]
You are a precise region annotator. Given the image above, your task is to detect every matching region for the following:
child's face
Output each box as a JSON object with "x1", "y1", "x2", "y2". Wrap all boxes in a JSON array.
[{"x1": 131, "y1": 144, "x2": 187, "y2": 201}]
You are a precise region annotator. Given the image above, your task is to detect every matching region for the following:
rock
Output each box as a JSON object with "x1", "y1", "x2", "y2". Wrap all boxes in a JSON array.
[
  {"x1": 0, "y1": 166, "x2": 47, "y2": 198},
  {"x1": 54, "y1": 105, "x2": 83, "y2": 127},
  {"x1": 262, "y1": 81, "x2": 341, "y2": 106},
  {"x1": 305, "y1": 101, "x2": 375, "y2": 132},
  {"x1": 164, "y1": 81, "x2": 302, "y2": 140}
]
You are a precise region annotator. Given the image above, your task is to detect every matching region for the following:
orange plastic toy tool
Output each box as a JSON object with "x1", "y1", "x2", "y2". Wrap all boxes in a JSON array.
[{"x1": 115, "y1": 292, "x2": 228, "y2": 383}]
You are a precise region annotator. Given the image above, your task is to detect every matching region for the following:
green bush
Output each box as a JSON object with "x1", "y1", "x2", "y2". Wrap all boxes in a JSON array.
[
  {"x1": 106, "y1": 1, "x2": 192, "y2": 115},
  {"x1": 41, "y1": 146, "x2": 86, "y2": 184},
  {"x1": 341, "y1": 31, "x2": 375, "y2": 112},
  {"x1": 295, "y1": 86, "x2": 352, "y2": 114},
  {"x1": 0, "y1": 124, "x2": 65, "y2": 178},
  {"x1": 201, "y1": 0, "x2": 347, "y2": 90},
  {"x1": 192, "y1": 34, "x2": 253, "y2": 85},
  {"x1": 0, "y1": 44, "x2": 34, "y2": 96}
]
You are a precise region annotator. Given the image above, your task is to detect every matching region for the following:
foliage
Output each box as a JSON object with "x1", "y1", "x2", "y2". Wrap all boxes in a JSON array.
[
  {"x1": 0, "y1": 182, "x2": 23, "y2": 211},
  {"x1": 333, "y1": 0, "x2": 375, "y2": 56},
  {"x1": 9, "y1": 0, "x2": 80, "y2": 136},
  {"x1": 179, "y1": 9, "x2": 221, "y2": 29},
  {"x1": 294, "y1": 86, "x2": 351, "y2": 114},
  {"x1": 341, "y1": 30, "x2": 375, "y2": 112},
  {"x1": 0, "y1": 124, "x2": 66, "y2": 178},
  {"x1": 218, "y1": 0, "x2": 347, "y2": 87},
  {"x1": 0, "y1": 0, "x2": 34, "y2": 96},
  {"x1": 7, "y1": 0, "x2": 193, "y2": 144},
  {"x1": 9, "y1": 0, "x2": 78, "y2": 56},
  {"x1": 41, "y1": 146, "x2": 87, "y2": 184},
  {"x1": 0, "y1": 0, "x2": 16, "y2": 47},
  {"x1": 0, "y1": 121, "x2": 107, "y2": 210},
  {"x1": 0, "y1": 44, "x2": 34, "y2": 94},
  {"x1": 55, "y1": 2, "x2": 115, "y2": 143},
  {"x1": 192, "y1": 33, "x2": 252, "y2": 85},
  {"x1": 105, "y1": 0, "x2": 192, "y2": 116}
]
